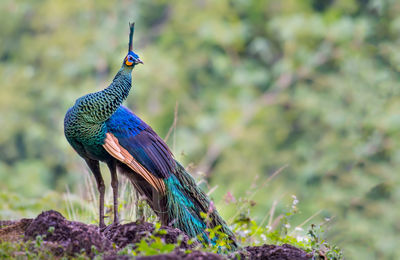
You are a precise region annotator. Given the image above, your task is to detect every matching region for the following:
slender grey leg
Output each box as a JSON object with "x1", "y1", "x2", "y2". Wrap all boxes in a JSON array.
[
  {"x1": 107, "y1": 160, "x2": 119, "y2": 224},
  {"x1": 85, "y1": 159, "x2": 106, "y2": 228}
]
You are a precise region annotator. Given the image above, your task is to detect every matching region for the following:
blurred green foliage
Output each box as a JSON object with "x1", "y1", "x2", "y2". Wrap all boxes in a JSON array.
[{"x1": 0, "y1": 0, "x2": 399, "y2": 259}]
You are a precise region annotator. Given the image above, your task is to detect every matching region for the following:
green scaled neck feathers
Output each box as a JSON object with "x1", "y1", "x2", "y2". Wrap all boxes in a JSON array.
[{"x1": 74, "y1": 23, "x2": 143, "y2": 124}]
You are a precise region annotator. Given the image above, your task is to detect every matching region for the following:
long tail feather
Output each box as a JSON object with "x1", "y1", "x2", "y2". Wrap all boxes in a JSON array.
[
  {"x1": 118, "y1": 160, "x2": 237, "y2": 250},
  {"x1": 165, "y1": 161, "x2": 238, "y2": 250}
]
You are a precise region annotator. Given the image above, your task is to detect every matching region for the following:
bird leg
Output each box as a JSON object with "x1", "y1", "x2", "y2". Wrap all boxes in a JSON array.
[
  {"x1": 85, "y1": 159, "x2": 106, "y2": 228},
  {"x1": 108, "y1": 161, "x2": 119, "y2": 224}
]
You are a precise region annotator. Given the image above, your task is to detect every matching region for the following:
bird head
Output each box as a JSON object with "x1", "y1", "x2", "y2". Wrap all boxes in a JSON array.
[
  {"x1": 124, "y1": 51, "x2": 143, "y2": 67},
  {"x1": 124, "y1": 23, "x2": 143, "y2": 67}
]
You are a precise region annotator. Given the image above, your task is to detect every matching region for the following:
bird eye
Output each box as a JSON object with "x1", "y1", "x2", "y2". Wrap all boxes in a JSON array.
[{"x1": 125, "y1": 55, "x2": 134, "y2": 66}]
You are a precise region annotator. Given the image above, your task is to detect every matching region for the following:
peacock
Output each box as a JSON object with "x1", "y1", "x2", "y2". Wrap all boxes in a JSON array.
[{"x1": 64, "y1": 23, "x2": 237, "y2": 249}]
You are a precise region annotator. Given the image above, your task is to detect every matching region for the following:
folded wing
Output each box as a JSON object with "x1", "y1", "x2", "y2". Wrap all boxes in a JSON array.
[{"x1": 103, "y1": 106, "x2": 176, "y2": 194}]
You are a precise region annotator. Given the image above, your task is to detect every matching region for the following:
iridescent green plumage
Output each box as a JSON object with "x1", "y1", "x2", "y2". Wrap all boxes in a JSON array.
[{"x1": 64, "y1": 67, "x2": 132, "y2": 159}]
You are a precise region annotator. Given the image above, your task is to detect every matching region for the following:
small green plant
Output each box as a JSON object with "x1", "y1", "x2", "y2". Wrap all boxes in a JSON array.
[
  {"x1": 229, "y1": 192, "x2": 345, "y2": 260},
  {"x1": 34, "y1": 235, "x2": 43, "y2": 249},
  {"x1": 90, "y1": 245, "x2": 102, "y2": 258},
  {"x1": 47, "y1": 226, "x2": 55, "y2": 234},
  {"x1": 117, "y1": 244, "x2": 136, "y2": 256},
  {"x1": 308, "y1": 224, "x2": 343, "y2": 260},
  {"x1": 118, "y1": 222, "x2": 181, "y2": 257},
  {"x1": 135, "y1": 236, "x2": 176, "y2": 256},
  {"x1": 232, "y1": 194, "x2": 305, "y2": 248},
  {"x1": 0, "y1": 238, "x2": 59, "y2": 259}
]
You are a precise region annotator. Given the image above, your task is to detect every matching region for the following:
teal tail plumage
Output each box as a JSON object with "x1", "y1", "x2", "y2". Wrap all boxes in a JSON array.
[{"x1": 164, "y1": 161, "x2": 237, "y2": 250}]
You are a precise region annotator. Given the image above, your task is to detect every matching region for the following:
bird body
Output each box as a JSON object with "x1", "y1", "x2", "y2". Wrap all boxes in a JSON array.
[{"x1": 64, "y1": 24, "x2": 237, "y2": 250}]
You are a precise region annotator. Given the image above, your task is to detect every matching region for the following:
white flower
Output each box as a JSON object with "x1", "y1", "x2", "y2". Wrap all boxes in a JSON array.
[
  {"x1": 261, "y1": 234, "x2": 267, "y2": 241},
  {"x1": 297, "y1": 236, "x2": 309, "y2": 243},
  {"x1": 291, "y1": 195, "x2": 299, "y2": 205}
]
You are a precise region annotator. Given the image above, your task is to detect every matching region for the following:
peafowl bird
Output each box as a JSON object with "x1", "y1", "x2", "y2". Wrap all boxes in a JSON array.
[{"x1": 64, "y1": 23, "x2": 237, "y2": 249}]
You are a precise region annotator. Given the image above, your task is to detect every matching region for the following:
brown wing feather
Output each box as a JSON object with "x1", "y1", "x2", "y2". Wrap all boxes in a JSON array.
[{"x1": 103, "y1": 133, "x2": 165, "y2": 194}]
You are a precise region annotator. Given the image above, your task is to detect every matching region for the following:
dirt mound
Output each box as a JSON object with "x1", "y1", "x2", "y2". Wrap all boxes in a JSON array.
[
  {"x1": 136, "y1": 250, "x2": 224, "y2": 260},
  {"x1": 240, "y1": 244, "x2": 312, "y2": 259},
  {"x1": 24, "y1": 210, "x2": 112, "y2": 257},
  {"x1": 0, "y1": 218, "x2": 32, "y2": 242},
  {"x1": 103, "y1": 220, "x2": 192, "y2": 249},
  {"x1": 0, "y1": 210, "x2": 312, "y2": 259}
]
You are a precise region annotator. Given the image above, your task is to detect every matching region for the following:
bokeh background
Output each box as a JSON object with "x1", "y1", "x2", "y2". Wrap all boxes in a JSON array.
[{"x1": 1, "y1": 0, "x2": 400, "y2": 259}]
